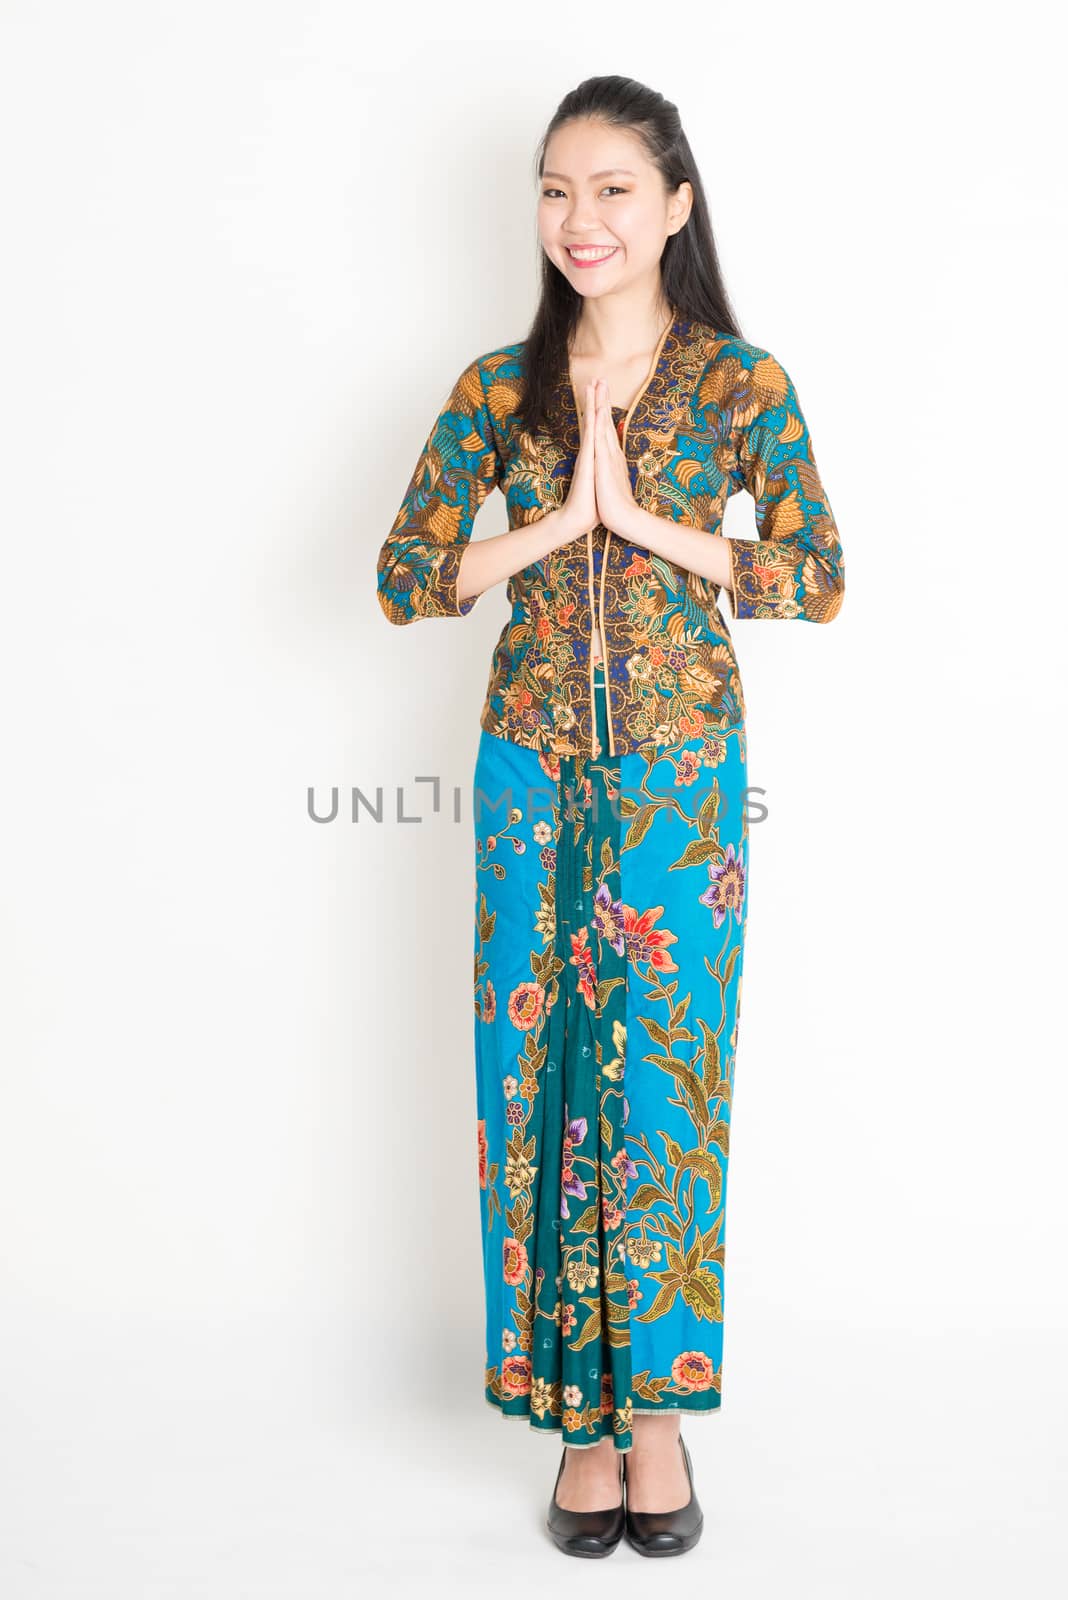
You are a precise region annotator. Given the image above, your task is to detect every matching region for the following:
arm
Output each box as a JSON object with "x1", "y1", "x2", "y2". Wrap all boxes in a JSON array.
[
  {"x1": 721, "y1": 352, "x2": 845, "y2": 623},
  {"x1": 376, "y1": 355, "x2": 584, "y2": 622},
  {"x1": 598, "y1": 350, "x2": 844, "y2": 621},
  {"x1": 453, "y1": 508, "x2": 579, "y2": 605},
  {"x1": 375, "y1": 356, "x2": 501, "y2": 624}
]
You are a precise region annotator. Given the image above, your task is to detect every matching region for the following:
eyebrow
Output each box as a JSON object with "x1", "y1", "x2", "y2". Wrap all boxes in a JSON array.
[{"x1": 541, "y1": 168, "x2": 637, "y2": 181}]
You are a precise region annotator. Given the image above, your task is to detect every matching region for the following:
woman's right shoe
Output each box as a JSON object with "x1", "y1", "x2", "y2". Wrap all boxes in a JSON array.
[
  {"x1": 546, "y1": 1446, "x2": 625, "y2": 1557},
  {"x1": 623, "y1": 1432, "x2": 704, "y2": 1556}
]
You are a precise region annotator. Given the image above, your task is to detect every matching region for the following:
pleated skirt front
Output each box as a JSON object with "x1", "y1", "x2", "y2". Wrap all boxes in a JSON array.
[{"x1": 473, "y1": 664, "x2": 749, "y2": 1452}]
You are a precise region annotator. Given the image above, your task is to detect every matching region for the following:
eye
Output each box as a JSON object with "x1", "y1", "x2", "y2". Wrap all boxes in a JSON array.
[{"x1": 540, "y1": 186, "x2": 629, "y2": 199}]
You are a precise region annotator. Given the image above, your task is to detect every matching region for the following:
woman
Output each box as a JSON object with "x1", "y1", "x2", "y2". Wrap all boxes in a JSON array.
[{"x1": 376, "y1": 75, "x2": 845, "y2": 1558}]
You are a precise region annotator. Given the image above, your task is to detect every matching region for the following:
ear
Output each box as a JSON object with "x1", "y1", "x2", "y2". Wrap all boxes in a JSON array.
[{"x1": 668, "y1": 180, "x2": 694, "y2": 235}]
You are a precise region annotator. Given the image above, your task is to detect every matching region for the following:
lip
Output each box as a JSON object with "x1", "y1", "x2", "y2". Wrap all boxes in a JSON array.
[{"x1": 565, "y1": 245, "x2": 619, "y2": 268}]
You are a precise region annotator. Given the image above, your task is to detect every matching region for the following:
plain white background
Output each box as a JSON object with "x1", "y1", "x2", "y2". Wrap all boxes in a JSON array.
[{"x1": 1, "y1": 1, "x2": 1064, "y2": 1594}]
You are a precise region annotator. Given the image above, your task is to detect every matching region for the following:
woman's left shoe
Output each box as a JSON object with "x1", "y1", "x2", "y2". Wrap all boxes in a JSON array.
[{"x1": 623, "y1": 1432, "x2": 704, "y2": 1557}]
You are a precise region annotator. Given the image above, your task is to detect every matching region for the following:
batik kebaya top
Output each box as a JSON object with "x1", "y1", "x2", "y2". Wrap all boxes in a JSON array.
[{"x1": 376, "y1": 313, "x2": 845, "y2": 757}]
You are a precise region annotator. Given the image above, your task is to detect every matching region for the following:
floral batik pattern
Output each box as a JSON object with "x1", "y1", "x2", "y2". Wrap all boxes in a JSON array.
[{"x1": 473, "y1": 670, "x2": 748, "y2": 1451}]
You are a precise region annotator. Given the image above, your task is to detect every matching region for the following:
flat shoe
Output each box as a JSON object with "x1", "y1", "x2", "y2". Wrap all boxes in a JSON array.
[
  {"x1": 546, "y1": 1445, "x2": 625, "y2": 1557},
  {"x1": 624, "y1": 1432, "x2": 704, "y2": 1556}
]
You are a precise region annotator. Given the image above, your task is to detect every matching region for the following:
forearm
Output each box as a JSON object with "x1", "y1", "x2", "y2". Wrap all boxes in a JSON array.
[
  {"x1": 456, "y1": 508, "x2": 581, "y2": 605},
  {"x1": 615, "y1": 506, "x2": 734, "y2": 594}
]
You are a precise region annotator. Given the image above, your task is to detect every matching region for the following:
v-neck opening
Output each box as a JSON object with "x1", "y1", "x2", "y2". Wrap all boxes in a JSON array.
[{"x1": 567, "y1": 314, "x2": 678, "y2": 434}]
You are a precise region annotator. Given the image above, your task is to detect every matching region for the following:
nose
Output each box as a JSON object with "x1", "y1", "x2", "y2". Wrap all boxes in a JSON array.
[{"x1": 563, "y1": 202, "x2": 605, "y2": 234}]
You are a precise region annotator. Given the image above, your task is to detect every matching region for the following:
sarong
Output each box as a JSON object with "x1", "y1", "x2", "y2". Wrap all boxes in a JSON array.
[{"x1": 473, "y1": 661, "x2": 749, "y2": 1452}]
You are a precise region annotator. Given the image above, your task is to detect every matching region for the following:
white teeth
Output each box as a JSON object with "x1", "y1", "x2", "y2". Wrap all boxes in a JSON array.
[{"x1": 568, "y1": 246, "x2": 617, "y2": 261}]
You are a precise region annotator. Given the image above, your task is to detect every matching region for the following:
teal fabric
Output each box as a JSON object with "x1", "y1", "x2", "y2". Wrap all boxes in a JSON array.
[{"x1": 474, "y1": 662, "x2": 749, "y2": 1449}]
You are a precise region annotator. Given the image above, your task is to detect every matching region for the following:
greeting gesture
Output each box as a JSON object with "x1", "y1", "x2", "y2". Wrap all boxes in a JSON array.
[
  {"x1": 558, "y1": 377, "x2": 641, "y2": 546},
  {"x1": 560, "y1": 381, "x2": 599, "y2": 538},
  {"x1": 589, "y1": 377, "x2": 640, "y2": 539}
]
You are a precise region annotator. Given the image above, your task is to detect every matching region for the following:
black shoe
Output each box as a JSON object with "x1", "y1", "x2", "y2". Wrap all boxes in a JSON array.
[
  {"x1": 623, "y1": 1432, "x2": 704, "y2": 1556},
  {"x1": 546, "y1": 1445, "x2": 625, "y2": 1557}
]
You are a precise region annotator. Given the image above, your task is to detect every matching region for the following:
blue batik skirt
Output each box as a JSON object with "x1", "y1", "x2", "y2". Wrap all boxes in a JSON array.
[{"x1": 473, "y1": 662, "x2": 749, "y2": 1452}]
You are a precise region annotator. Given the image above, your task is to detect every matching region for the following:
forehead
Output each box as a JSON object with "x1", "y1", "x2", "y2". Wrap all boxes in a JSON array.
[{"x1": 541, "y1": 119, "x2": 650, "y2": 181}]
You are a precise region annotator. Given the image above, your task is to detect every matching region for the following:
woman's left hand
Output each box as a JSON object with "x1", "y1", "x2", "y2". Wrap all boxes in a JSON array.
[{"x1": 592, "y1": 379, "x2": 641, "y2": 539}]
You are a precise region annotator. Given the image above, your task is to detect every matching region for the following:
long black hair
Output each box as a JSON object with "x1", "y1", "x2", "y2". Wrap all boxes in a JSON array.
[{"x1": 518, "y1": 75, "x2": 744, "y2": 438}]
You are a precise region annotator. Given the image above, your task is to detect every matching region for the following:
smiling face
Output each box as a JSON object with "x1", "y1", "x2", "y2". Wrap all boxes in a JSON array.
[{"x1": 538, "y1": 117, "x2": 692, "y2": 302}]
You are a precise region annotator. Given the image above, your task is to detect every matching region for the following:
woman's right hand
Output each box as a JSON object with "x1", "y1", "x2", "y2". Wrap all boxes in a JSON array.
[{"x1": 554, "y1": 380, "x2": 600, "y2": 546}]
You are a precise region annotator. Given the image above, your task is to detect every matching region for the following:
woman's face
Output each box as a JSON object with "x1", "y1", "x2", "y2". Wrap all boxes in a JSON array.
[{"x1": 538, "y1": 118, "x2": 691, "y2": 302}]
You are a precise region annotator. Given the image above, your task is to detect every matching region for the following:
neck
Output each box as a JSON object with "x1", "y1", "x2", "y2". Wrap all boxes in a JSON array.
[{"x1": 569, "y1": 286, "x2": 674, "y2": 361}]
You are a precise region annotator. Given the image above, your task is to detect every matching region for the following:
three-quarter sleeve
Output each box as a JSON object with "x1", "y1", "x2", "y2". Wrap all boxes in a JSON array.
[
  {"x1": 722, "y1": 353, "x2": 845, "y2": 623},
  {"x1": 376, "y1": 356, "x2": 502, "y2": 624}
]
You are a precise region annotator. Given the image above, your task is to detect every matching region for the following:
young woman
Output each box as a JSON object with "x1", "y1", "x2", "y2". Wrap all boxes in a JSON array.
[{"x1": 377, "y1": 74, "x2": 845, "y2": 1558}]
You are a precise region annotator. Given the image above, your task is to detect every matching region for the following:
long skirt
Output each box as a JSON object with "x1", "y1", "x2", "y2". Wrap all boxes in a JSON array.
[{"x1": 472, "y1": 662, "x2": 749, "y2": 1452}]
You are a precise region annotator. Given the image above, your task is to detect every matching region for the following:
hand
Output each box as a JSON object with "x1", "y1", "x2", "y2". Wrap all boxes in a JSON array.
[
  {"x1": 557, "y1": 380, "x2": 599, "y2": 542},
  {"x1": 591, "y1": 378, "x2": 640, "y2": 538}
]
